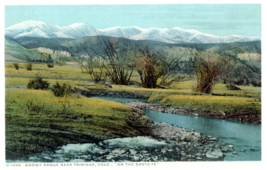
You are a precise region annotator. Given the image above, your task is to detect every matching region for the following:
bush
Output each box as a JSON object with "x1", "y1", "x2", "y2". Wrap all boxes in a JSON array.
[
  {"x1": 47, "y1": 64, "x2": 54, "y2": 68},
  {"x1": 251, "y1": 80, "x2": 261, "y2": 87},
  {"x1": 193, "y1": 59, "x2": 218, "y2": 93},
  {"x1": 25, "y1": 63, "x2": 32, "y2": 71},
  {"x1": 13, "y1": 63, "x2": 19, "y2": 70},
  {"x1": 27, "y1": 77, "x2": 49, "y2": 90},
  {"x1": 192, "y1": 52, "x2": 232, "y2": 94},
  {"x1": 226, "y1": 84, "x2": 241, "y2": 90},
  {"x1": 51, "y1": 82, "x2": 72, "y2": 97}
]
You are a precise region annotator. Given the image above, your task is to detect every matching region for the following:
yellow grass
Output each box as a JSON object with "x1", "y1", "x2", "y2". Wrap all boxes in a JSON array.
[
  {"x1": 5, "y1": 77, "x2": 95, "y2": 88},
  {"x1": 149, "y1": 94, "x2": 261, "y2": 114},
  {"x1": 5, "y1": 62, "x2": 261, "y2": 98},
  {"x1": 5, "y1": 88, "x2": 142, "y2": 158},
  {"x1": 6, "y1": 89, "x2": 131, "y2": 117}
]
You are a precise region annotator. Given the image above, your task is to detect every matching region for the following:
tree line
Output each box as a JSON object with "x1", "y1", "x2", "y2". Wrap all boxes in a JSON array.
[{"x1": 74, "y1": 36, "x2": 261, "y2": 93}]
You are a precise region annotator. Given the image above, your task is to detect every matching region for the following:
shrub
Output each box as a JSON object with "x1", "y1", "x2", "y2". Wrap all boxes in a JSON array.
[
  {"x1": 135, "y1": 54, "x2": 165, "y2": 88},
  {"x1": 251, "y1": 80, "x2": 261, "y2": 87},
  {"x1": 226, "y1": 84, "x2": 241, "y2": 90},
  {"x1": 13, "y1": 63, "x2": 19, "y2": 70},
  {"x1": 25, "y1": 100, "x2": 45, "y2": 114},
  {"x1": 51, "y1": 82, "x2": 72, "y2": 97},
  {"x1": 193, "y1": 58, "x2": 218, "y2": 93},
  {"x1": 47, "y1": 64, "x2": 54, "y2": 68},
  {"x1": 27, "y1": 77, "x2": 49, "y2": 90},
  {"x1": 25, "y1": 63, "x2": 32, "y2": 71},
  {"x1": 192, "y1": 52, "x2": 232, "y2": 94}
]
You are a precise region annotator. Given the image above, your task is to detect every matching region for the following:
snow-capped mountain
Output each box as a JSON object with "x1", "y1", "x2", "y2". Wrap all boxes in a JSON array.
[{"x1": 5, "y1": 20, "x2": 261, "y2": 44}]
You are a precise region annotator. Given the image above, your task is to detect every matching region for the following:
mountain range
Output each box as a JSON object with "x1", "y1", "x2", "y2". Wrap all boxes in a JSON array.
[{"x1": 5, "y1": 20, "x2": 261, "y2": 44}]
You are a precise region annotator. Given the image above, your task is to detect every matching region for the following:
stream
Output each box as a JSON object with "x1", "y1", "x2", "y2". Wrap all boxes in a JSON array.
[
  {"x1": 6, "y1": 96, "x2": 261, "y2": 163},
  {"x1": 93, "y1": 96, "x2": 261, "y2": 161}
]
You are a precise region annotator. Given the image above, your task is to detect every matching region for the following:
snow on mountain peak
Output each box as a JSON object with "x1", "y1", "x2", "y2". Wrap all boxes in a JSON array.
[
  {"x1": 68, "y1": 23, "x2": 89, "y2": 28},
  {"x1": 5, "y1": 20, "x2": 261, "y2": 43}
]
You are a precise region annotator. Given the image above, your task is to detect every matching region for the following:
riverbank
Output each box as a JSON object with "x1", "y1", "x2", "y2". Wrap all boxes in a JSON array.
[
  {"x1": 6, "y1": 88, "x2": 229, "y2": 162},
  {"x1": 9, "y1": 122, "x2": 228, "y2": 162},
  {"x1": 126, "y1": 102, "x2": 261, "y2": 124},
  {"x1": 78, "y1": 88, "x2": 261, "y2": 124},
  {"x1": 5, "y1": 89, "x2": 152, "y2": 160}
]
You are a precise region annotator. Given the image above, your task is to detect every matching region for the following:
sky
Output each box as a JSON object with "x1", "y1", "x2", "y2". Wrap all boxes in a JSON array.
[{"x1": 5, "y1": 4, "x2": 261, "y2": 37}]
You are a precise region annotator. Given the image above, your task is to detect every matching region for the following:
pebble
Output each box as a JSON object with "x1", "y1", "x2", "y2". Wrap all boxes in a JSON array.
[
  {"x1": 80, "y1": 155, "x2": 91, "y2": 159},
  {"x1": 196, "y1": 157, "x2": 202, "y2": 160},
  {"x1": 181, "y1": 157, "x2": 187, "y2": 161},
  {"x1": 69, "y1": 159, "x2": 85, "y2": 162},
  {"x1": 112, "y1": 148, "x2": 126, "y2": 155},
  {"x1": 29, "y1": 156, "x2": 39, "y2": 161},
  {"x1": 168, "y1": 149, "x2": 174, "y2": 152},
  {"x1": 175, "y1": 147, "x2": 180, "y2": 152},
  {"x1": 132, "y1": 156, "x2": 139, "y2": 161},
  {"x1": 129, "y1": 149, "x2": 137, "y2": 155},
  {"x1": 233, "y1": 152, "x2": 238, "y2": 155},
  {"x1": 206, "y1": 149, "x2": 223, "y2": 159},
  {"x1": 195, "y1": 153, "x2": 202, "y2": 157},
  {"x1": 188, "y1": 159, "x2": 196, "y2": 161},
  {"x1": 205, "y1": 143, "x2": 215, "y2": 148},
  {"x1": 221, "y1": 149, "x2": 229, "y2": 153},
  {"x1": 56, "y1": 150, "x2": 64, "y2": 154},
  {"x1": 43, "y1": 156, "x2": 52, "y2": 160},
  {"x1": 209, "y1": 138, "x2": 218, "y2": 141},
  {"x1": 106, "y1": 155, "x2": 114, "y2": 160},
  {"x1": 140, "y1": 150, "x2": 148, "y2": 154},
  {"x1": 228, "y1": 145, "x2": 234, "y2": 149},
  {"x1": 181, "y1": 152, "x2": 186, "y2": 157},
  {"x1": 152, "y1": 156, "x2": 158, "y2": 161},
  {"x1": 215, "y1": 145, "x2": 221, "y2": 149}
]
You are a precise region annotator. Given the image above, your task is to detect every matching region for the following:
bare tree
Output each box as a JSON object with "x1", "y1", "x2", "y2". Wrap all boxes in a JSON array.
[
  {"x1": 157, "y1": 48, "x2": 187, "y2": 86},
  {"x1": 75, "y1": 56, "x2": 85, "y2": 73},
  {"x1": 132, "y1": 48, "x2": 165, "y2": 88},
  {"x1": 85, "y1": 36, "x2": 135, "y2": 85},
  {"x1": 192, "y1": 51, "x2": 232, "y2": 93},
  {"x1": 74, "y1": 56, "x2": 106, "y2": 83}
]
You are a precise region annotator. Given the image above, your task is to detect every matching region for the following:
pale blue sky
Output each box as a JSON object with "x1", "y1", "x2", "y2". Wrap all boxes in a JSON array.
[{"x1": 5, "y1": 4, "x2": 261, "y2": 37}]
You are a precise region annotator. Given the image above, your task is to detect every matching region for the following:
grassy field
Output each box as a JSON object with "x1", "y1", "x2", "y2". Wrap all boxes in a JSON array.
[
  {"x1": 5, "y1": 62, "x2": 261, "y2": 96},
  {"x1": 5, "y1": 64, "x2": 92, "y2": 80},
  {"x1": 148, "y1": 94, "x2": 261, "y2": 115},
  {"x1": 5, "y1": 61, "x2": 261, "y2": 159},
  {"x1": 5, "y1": 88, "x2": 147, "y2": 160}
]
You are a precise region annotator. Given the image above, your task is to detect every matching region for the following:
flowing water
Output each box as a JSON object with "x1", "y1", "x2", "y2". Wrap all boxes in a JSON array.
[{"x1": 93, "y1": 97, "x2": 261, "y2": 161}]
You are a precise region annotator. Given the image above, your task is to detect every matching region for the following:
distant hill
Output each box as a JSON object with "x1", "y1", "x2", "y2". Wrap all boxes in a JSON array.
[
  {"x1": 14, "y1": 36, "x2": 74, "y2": 50},
  {"x1": 15, "y1": 36, "x2": 163, "y2": 57},
  {"x1": 6, "y1": 35, "x2": 261, "y2": 74},
  {"x1": 14, "y1": 36, "x2": 261, "y2": 58},
  {"x1": 5, "y1": 36, "x2": 46, "y2": 62},
  {"x1": 169, "y1": 41, "x2": 261, "y2": 55}
]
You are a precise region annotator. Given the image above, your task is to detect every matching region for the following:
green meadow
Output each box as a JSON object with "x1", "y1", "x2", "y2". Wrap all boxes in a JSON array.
[{"x1": 5, "y1": 61, "x2": 261, "y2": 159}]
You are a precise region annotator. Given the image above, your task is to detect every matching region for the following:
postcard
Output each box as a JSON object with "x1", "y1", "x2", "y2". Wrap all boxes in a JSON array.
[{"x1": 4, "y1": 3, "x2": 262, "y2": 167}]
